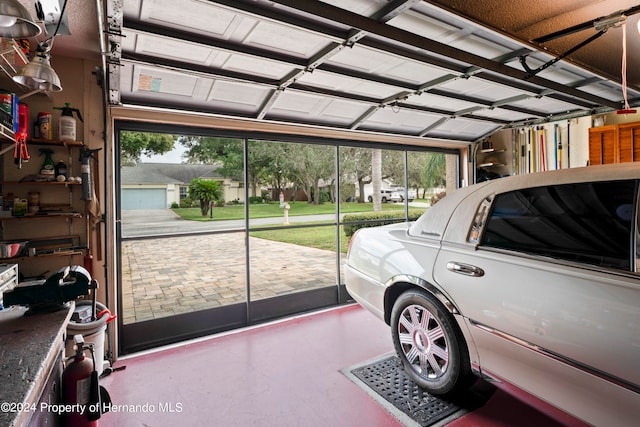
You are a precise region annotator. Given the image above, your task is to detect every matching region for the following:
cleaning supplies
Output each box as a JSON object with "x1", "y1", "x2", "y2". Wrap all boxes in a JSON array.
[
  {"x1": 39, "y1": 148, "x2": 55, "y2": 178},
  {"x1": 38, "y1": 112, "x2": 53, "y2": 140},
  {"x1": 55, "y1": 160, "x2": 68, "y2": 181},
  {"x1": 54, "y1": 102, "x2": 83, "y2": 141}
]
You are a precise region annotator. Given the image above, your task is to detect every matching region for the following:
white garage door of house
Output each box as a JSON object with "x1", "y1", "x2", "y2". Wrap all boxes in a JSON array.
[{"x1": 122, "y1": 189, "x2": 167, "y2": 210}]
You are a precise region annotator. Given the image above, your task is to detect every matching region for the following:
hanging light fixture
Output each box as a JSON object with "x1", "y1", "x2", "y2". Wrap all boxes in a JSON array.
[
  {"x1": 0, "y1": 0, "x2": 42, "y2": 38},
  {"x1": 12, "y1": 40, "x2": 62, "y2": 92}
]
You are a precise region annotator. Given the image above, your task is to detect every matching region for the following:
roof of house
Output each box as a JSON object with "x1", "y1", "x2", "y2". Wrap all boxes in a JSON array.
[{"x1": 121, "y1": 163, "x2": 222, "y2": 185}]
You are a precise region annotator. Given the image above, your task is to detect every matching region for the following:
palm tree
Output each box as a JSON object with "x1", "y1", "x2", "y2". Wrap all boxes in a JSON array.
[{"x1": 189, "y1": 178, "x2": 222, "y2": 216}]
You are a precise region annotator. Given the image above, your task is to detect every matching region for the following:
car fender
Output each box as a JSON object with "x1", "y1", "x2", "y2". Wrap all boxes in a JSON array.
[{"x1": 383, "y1": 274, "x2": 460, "y2": 323}]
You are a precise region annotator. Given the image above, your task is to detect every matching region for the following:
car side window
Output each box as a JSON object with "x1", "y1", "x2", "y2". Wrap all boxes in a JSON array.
[{"x1": 480, "y1": 180, "x2": 637, "y2": 271}]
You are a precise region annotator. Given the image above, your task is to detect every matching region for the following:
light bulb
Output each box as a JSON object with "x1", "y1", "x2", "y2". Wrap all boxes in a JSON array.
[{"x1": 0, "y1": 15, "x2": 18, "y2": 27}]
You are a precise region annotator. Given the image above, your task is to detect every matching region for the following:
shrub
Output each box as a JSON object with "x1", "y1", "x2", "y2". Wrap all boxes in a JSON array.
[
  {"x1": 343, "y1": 209, "x2": 425, "y2": 238},
  {"x1": 430, "y1": 191, "x2": 446, "y2": 205},
  {"x1": 319, "y1": 191, "x2": 331, "y2": 203},
  {"x1": 180, "y1": 197, "x2": 195, "y2": 208},
  {"x1": 170, "y1": 202, "x2": 179, "y2": 209},
  {"x1": 249, "y1": 196, "x2": 263, "y2": 204}
]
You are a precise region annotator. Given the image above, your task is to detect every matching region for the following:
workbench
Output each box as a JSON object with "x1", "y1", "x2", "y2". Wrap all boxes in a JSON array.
[{"x1": 0, "y1": 303, "x2": 73, "y2": 426}]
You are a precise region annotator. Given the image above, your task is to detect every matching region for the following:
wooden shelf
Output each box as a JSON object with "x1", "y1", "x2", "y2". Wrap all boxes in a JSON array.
[
  {"x1": 0, "y1": 212, "x2": 82, "y2": 221},
  {"x1": 0, "y1": 137, "x2": 84, "y2": 157},
  {"x1": 28, "y1": 138, "x2": 84, "y2": 147},
  {"x1": 0, "y1": 250, "x2": 84, "y2": 263},
  {"x1": 1, "y1": 181, "x2": 82, "y2": 185}
]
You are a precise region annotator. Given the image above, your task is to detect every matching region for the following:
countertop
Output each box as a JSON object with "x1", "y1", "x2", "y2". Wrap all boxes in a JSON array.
[{"x1": 0, "y1": 303, "x2": 73, "y2": 427}]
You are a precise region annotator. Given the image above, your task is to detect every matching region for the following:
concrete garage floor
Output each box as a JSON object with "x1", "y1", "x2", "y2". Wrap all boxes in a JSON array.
[
  {"x1": 111, "y1": 211, "x2": 585, "y2": 426},
  {"x1": 100, "y1": 304, "x2": 578, "y2": 427}
]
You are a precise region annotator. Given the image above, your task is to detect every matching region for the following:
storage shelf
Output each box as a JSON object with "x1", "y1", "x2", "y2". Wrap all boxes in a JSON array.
[
  {"x1": 28, "y1": 138, "x2": 84, "y2": 147},
  {"x1": 1, "y1": 181, "x2": 82, "y2": 185},
  {"x1": 478, "y1": 162, "x2": 506, "y2": 168},
  {"x1": 0, "y1": 212, "x2": 82, "y2": 221},
  {"x1": 0, "y1": 250, "x2": 84, "y2": 263},
  {"x1": 0, "y1": 137, "x2": 84, "y2": 158},
  {"x1": 0, "y1": 39, "x2": 28, "y2": 77}
]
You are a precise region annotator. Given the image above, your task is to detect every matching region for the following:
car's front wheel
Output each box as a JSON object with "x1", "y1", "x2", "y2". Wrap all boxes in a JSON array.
[{"x1": 390, "y1": 289, "x2": 473, "y2": 396}]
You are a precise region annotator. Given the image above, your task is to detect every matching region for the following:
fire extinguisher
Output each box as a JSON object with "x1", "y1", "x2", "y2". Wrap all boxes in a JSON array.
[{"x1": 61, "y1": 335, "x2": 103, "y2": 426}]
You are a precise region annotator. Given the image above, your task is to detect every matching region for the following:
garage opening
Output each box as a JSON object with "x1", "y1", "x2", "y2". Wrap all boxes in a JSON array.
[{"x1": 115, "y1": 121, "x2": 458, "y2": 354}]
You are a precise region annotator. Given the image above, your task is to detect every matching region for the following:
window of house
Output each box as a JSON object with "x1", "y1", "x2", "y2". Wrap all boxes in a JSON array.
[{"x1": 481, "y1": 180, "x2": 637, "y2": 271}]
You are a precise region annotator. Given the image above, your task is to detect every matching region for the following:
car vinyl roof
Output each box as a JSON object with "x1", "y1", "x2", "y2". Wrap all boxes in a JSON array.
[{"x1": 411, "y1": 163, "x2": 640, "y2": 244}]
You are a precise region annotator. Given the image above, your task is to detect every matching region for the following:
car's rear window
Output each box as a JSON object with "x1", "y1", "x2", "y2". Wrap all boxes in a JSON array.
[{"x1": 481, "y1": 180, "x2": 636, "y2": 270}]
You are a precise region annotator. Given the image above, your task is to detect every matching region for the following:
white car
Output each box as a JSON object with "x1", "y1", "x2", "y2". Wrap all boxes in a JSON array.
[
  {"x1": 367, "y1": 189, "x2": 394, "y2": 203},
  {"x1": 390, "y1": 187, "x2": 417, "y2": 202},
  {"x1": 345, "y1": 163, "x2": 640, "y2": 427}
]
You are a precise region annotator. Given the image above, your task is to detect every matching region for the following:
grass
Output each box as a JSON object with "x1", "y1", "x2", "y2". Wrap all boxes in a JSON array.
[
  {"x1": 173, "y1": 201, "x2": 410, "y2": 221},
  {"x1": 249, "y1": 224, "x2": 348, "y2": 253},
  {"x1": 173, "y1": 201, "x2": 426, "y2": 253}
]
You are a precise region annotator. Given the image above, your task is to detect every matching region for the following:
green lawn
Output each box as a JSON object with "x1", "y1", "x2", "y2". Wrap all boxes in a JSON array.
[
  {"x1": 249, "y1": 224, "x2": 349, "y2": 253},
  {"x1": 173, "y1": 201, "x2": 410, "y2": 221},
  {"x1": 173, "y1": 201, "x2": 426, "y2": 253}
]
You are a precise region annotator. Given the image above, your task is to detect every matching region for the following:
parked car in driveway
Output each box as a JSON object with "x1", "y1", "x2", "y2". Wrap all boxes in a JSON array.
[
  {"x1": 345, "y1": 163, "x2": 640, "y2": 427},
  {"x1": 390, "y1": 187, "x2": 417, "y2": 202},
  {"x1": 367, "y1": 189, "x2": 394, "y2": 203}
]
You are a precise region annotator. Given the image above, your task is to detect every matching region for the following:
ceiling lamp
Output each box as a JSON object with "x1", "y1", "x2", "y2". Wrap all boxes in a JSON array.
[
  {"x1": 0, "y1": 0, "x2": 42, "y2": 38},
  {"x1": 12, "y1": 40, "x2": 62, "y2": 92}
]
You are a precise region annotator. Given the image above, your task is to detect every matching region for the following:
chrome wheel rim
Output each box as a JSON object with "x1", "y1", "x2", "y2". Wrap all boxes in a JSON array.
[{"x1": 397, "y1": 304, "x2": 449, "y2": 379}]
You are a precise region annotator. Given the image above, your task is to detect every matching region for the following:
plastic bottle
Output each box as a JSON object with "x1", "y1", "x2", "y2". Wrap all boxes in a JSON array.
[
  {"x1": 55, "y1": 160, "x2": 67, "y2": 181},
  {"x1": 55, "y1": 102, "x2": 83, "y2": 141},
  {"x1": 39, "y1": 148, "x2": 55, "y2": 177}
]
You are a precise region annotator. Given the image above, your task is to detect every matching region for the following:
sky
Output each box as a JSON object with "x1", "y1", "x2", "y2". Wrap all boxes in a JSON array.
[{"x1": 140, "y1": 145, "x2": 187, "y2": 163}]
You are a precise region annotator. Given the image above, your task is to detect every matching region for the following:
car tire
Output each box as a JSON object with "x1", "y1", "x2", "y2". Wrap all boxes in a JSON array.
[
  {"x1": 382, "y1": 197, "x2": 387, "y2": 203},
  {"x1": 390, "y1": 289, "x2": 473, "y2": 396},
  {"x1": 368, "y1": 196, "x2": 373, "y2": 202}
]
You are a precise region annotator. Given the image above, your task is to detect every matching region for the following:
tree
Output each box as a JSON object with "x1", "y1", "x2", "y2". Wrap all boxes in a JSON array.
[
  {"x1": 289, "y1": 144, "x2": 334, "y2": 204},
  {"x1": 422, "y1": 153, "x2": 447, "y2": 195},
  {"x1": 407, "y1": 151, "x2": 430, "y2": 195},
  {"x1": 189, "y1": 178, "x2": 222, "y2": 216},
  {"x1": 120, "y1": 131, "x2": 176, "y2": 165},
  {"x1": 341, "y1": 147, "x2": 371, "y2": 203}
]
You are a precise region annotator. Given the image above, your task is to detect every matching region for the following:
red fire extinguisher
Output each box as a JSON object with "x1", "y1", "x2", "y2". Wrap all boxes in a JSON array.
[{"x1": 61, "y1": 335, "x2": 102, "y2": 426}]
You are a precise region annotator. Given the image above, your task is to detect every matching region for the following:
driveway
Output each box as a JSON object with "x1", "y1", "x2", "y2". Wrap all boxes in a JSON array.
[{"x1": 119, "y1": 209, "x2": 343, "y2": 324}]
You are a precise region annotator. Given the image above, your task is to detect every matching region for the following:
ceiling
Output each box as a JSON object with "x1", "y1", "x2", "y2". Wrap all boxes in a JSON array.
[{"x1": 16, "y1": 0, "x2": 640, "y2": 145}]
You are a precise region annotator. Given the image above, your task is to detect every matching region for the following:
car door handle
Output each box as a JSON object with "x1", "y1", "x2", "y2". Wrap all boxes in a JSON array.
[{"x1": 446, "y1": 262, "x2": 484, "y2": 277}]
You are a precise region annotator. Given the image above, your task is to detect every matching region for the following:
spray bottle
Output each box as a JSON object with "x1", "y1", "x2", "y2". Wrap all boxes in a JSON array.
[
  {"x1": 54, "y1": 102, "x2": 83, "y2": 141},
  {"x1": 39, "y1": 148, "x2": 55, "y2": 178}
]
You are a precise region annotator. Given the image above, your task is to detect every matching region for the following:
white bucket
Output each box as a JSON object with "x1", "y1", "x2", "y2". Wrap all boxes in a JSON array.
[{"x1": 66, "y1": 300, "x2": 109, "y2": 376}]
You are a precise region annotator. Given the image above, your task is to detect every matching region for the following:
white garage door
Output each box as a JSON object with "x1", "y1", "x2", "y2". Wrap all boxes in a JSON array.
[{"x1": 122, "y1": 189, "x2": 166, "y2": 209}]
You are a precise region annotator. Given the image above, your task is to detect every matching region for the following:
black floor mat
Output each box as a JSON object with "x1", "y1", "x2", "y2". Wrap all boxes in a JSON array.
[{"x1": 348, "y1": 355, "x2": 495, "y2": 426}]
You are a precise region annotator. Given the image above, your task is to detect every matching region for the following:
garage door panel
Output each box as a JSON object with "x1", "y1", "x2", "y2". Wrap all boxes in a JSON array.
[{"x1": 122, "y1": 189, "x2": 167, "y2": 209}]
